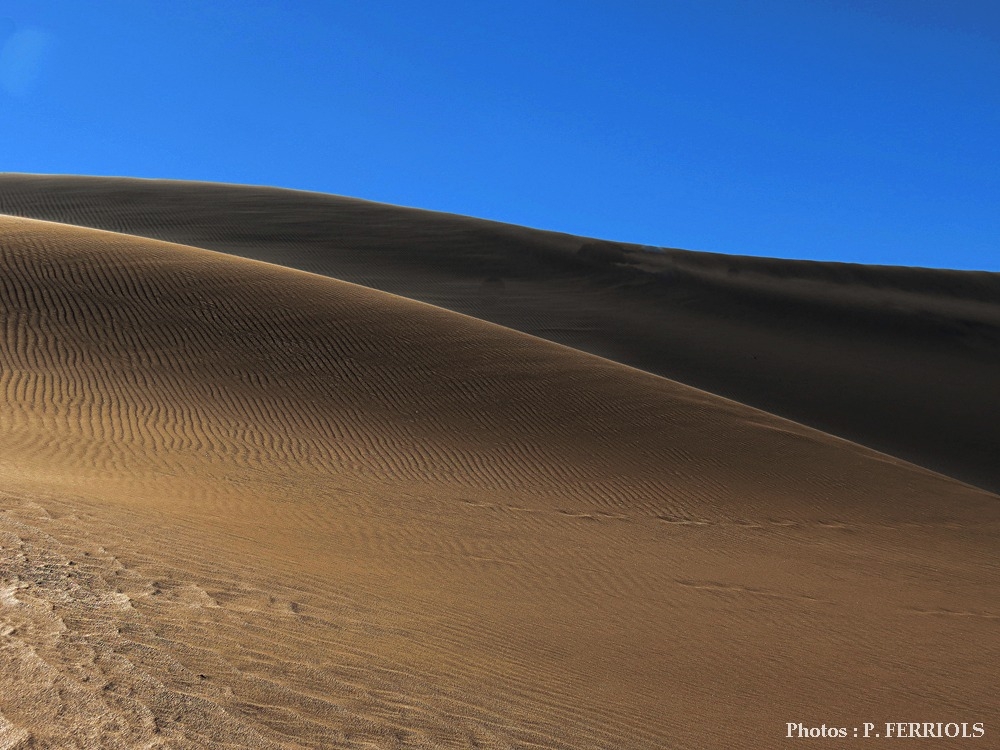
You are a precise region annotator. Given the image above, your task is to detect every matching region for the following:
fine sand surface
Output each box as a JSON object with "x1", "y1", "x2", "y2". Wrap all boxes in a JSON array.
[
  {"x1": 1, "y1": 175, "x2": 999, "y2": 495},
  {"x1": 0, "y1": 192, "x2": 996, "y2": 746}
]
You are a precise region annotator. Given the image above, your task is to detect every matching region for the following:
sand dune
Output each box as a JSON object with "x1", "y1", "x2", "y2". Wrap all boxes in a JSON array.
[
  {"x1": 1, "y1": 174, "x2": 998, "y2": 495},
  {"x1": 0, "y1": 212, "x2": 996, "y2": 747}
]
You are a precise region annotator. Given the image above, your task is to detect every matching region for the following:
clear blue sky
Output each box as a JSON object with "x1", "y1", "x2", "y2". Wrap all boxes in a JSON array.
[{"x1": 2, "y1": 1, "x2": 998, "y2": 270}]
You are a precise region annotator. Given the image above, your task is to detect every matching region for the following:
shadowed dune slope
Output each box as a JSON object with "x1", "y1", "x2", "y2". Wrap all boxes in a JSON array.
[
  {"x1": 0, "y1": 214, "x2": 997, "y2": 747},
  {"x1": 1, "y1": 174, "x2": 998, "y2": 494}
]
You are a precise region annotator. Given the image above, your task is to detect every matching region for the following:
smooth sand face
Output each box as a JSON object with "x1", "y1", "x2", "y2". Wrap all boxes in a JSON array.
[
  {"x1": 2, "y1": 174, "x2": 999, "y2": 494},
  {"x1": 0, "y1": 213, "x2": 996, "y2": 747}
]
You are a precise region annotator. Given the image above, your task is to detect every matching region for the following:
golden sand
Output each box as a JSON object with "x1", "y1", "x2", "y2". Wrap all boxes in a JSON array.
[{"x1": 0, "y1": 187, "x2": 996, "y2": 747}]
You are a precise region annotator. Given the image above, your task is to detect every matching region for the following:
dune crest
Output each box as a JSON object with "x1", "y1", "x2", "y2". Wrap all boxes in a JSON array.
[{"x1": 2, "y1": 174, "x2": 999, "y2": 493}]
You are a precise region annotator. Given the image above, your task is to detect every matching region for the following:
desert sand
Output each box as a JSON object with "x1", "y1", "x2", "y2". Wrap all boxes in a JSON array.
[
  {"x1": 0, "y1": 176, "x2": 996, "y2": 747},
  {"x1": 2, "y1": 175, "x2": 998, "y2": 494}
]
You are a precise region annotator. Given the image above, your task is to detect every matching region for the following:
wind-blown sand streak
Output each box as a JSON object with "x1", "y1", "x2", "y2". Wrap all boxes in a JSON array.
[
  {"x1": 0, "y1": 214, "x2": 996, "y2": 747},
  {"x1": 1, "y1": 174, "x2": 998, "y2": 494}
]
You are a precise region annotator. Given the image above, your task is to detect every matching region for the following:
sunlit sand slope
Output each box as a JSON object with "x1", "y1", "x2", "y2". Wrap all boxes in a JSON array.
[
  {"x1": 1, "y1": 175, "x2": 999, "y2": 495},
  {"x1": 0, "y1": 215, "x2": 997, "y2": 748}
]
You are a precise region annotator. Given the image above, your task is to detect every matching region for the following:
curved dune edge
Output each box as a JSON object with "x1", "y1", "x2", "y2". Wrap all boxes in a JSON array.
[
  {"x1": 2, "y1": 173, "x2": 999, "y2": 496},
  {"x1": 0, "y1": 215, "x2": 997, "y2": 748}
]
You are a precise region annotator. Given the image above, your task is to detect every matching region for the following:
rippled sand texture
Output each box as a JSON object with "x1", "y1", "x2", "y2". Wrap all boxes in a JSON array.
[
  {"x1": 2, "y1": 174, "x2": 999, "y2": 494},
  {"x1": 0, "y1": 213, "x2": 997, "y2": 748}
]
